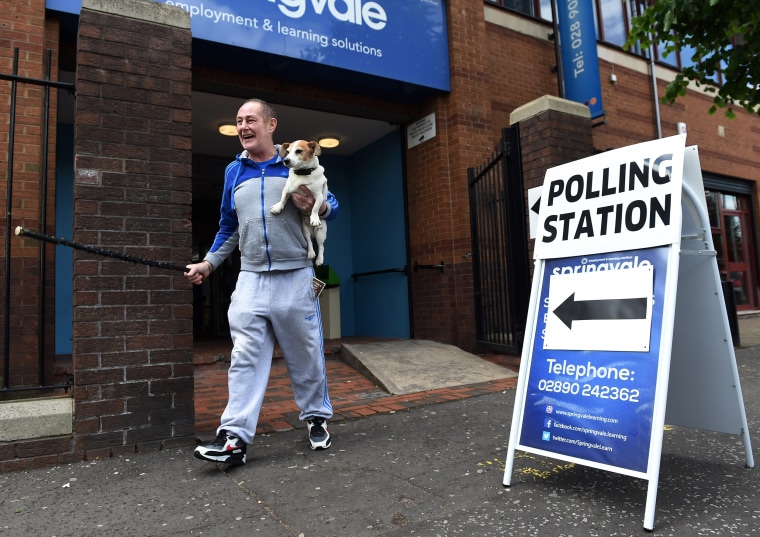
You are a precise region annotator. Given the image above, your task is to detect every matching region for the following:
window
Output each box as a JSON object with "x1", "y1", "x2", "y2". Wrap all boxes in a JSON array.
[
  {"x1": 486, "y1": 0, "x2": 540, "y2": 18},
  {"x1": 501, "y1": 0, "x2": 536, "y2": 16},
  {"x1": 679, "y1": 44, "x2": 698, "y2": 69},
  {"x1": 656, "y1": 40, "x2": 679, "y2": 67},
  {"x1": 486, "y1": 0, "x2": 713, "y2": 73},
  {"x1": 539, "y1": 0, "x2": 552, "y2": 20},
  {"x1": 599, "y1": 0, "x2": 626, "y2": 46}
]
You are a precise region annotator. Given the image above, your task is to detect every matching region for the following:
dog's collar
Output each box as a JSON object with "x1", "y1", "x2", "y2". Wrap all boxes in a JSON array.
[{"x1": 293, "y1": 167, "x2": 317, "y2": 176}]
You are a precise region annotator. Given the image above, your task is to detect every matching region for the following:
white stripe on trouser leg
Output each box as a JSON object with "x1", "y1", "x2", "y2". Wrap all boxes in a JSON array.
[{"x1": 270, "y1": 268, "x2": 333, "y2": 421}]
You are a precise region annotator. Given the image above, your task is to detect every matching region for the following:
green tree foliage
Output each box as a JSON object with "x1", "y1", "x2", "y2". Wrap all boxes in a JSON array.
[{"x1": 626, "y1": 0, "x2": 760, "y2": 118}]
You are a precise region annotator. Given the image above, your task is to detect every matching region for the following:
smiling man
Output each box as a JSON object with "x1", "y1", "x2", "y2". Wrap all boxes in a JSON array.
[{"x1": 184, "y1": 98, "x2": 340, "y2": 464}]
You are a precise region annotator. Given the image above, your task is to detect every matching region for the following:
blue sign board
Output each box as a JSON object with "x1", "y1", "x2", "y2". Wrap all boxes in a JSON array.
[
  {"x1": 46, "y1": 0, "x2": 451, "y2": 91},
  {"x1": 555, "y1": 0, "x2": 604, "y2": 118},
  {"x1": 519, "y1": 246, "x2": 668, "y2": 474}
]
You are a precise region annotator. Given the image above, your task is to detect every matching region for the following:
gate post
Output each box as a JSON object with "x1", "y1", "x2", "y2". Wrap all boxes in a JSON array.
[
  {"x1": 510, "y1": 95, "x2": 595, "y2": 263},
  {"x1": 72, "y1": 0, "x2": 194, "y2": 459}
]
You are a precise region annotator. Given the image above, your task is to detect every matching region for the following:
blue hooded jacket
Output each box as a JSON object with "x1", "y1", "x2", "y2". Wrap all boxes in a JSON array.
[{"x1": 204, "y1": 148, "x2": 338, "y2": 272}]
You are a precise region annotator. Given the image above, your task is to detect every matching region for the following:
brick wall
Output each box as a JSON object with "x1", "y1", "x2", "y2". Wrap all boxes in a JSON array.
[
  {"x1": 405, "y1": 0, "x2": 489, "y2": 351},
  {"x1": 69, "y1": 1, "x2": 194, "y2": 462},
  {"x1": 430, "y1": 4, "x2": 760, "y2": 350},
  {"x1": 403, "y1": 2, "x2": 594, "y2": 352}
]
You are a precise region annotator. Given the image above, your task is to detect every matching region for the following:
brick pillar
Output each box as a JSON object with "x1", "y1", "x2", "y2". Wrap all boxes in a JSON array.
[
  {"x1": 510, "y1": 95, "x2": 595, "y2": 263},
  {"x1": 73, "y1": 0, "x2": 193, "y2": 458}
]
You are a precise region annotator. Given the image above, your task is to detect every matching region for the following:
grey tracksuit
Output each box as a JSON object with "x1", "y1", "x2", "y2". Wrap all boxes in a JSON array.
[{"x1": 204, "y1": 149, "x2": 337, "y2": 444}]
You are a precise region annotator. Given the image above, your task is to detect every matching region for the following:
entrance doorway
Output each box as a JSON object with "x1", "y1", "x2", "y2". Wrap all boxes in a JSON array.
[
  {"x1": 706, "y1": 189, "x2": 758, "y2": 310},
  {"x1": 190, "y1": 93, "x2": 410, "y2": 339}
]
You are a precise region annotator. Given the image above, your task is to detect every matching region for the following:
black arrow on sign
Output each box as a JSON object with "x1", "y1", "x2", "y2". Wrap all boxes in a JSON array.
[
  {"x1": 553, "y1": 293, "x2": 647, "y2": 329},
  {"x1": 531, "y1": 195, "x2": 541, "y2": 215}
]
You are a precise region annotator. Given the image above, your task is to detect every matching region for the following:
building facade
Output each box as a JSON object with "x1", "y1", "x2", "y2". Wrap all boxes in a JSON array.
[{"x1": 1, "y1": 0, "x2": 759, "y2": 469}]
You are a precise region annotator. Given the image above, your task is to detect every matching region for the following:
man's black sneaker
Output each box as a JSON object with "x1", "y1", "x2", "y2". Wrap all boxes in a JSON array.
[
  {"x1": 307, "y1": 417, "x2": 331, "y2": 450},
  {"x1": 194, "y1": 430, "x2": 246, "y2": 465}
]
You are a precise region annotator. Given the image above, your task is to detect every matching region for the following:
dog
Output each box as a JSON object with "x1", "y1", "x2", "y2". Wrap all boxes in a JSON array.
[{"x1": 269, "y1": 140, "x2": 328, "y2": 266}]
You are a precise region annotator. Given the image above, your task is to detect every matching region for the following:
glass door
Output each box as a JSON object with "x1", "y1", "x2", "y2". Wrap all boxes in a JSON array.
[{"x1": 706, "y1": 191, "x2": 758, "y2": 310}]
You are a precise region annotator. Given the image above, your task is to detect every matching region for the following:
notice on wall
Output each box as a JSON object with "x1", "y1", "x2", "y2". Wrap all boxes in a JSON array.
[{"x1": 407, "y1": 113, "x2": 436, "y2": 149}]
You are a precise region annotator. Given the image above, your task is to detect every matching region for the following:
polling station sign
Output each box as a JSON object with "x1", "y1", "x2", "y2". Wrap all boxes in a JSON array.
[
  {"x1": 507, "y1": 139, "x2": 754, "y2": 531},
  {"x1": 518, "y1": 246, "x2": 667, "y2": 475},
  {"x1": 534, "y1": 135, "x2": 686, "y2": 260}
]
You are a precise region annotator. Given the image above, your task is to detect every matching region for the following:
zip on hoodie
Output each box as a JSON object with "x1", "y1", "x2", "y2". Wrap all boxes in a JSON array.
[{"x1": 260, "y1": 168, "x2": 273, "y2": 270}]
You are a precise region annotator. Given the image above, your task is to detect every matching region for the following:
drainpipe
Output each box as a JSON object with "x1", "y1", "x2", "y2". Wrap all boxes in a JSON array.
[
  {"x1": 649, "y1": 42, "x2": 662, "y2": 139},
  {"x1": 629, "y1": 0, "x2": 662, "y2": 138}
]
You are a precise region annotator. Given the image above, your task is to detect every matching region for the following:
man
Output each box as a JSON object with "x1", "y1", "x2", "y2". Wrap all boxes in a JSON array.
[{"x1": 185, "y1": 99, "x2": 337, "y2": 465}]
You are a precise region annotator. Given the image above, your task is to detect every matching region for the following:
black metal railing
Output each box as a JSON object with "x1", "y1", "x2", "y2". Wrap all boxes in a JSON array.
[
  {"x1": 467, "y1": 126, "x2": 530, "y2": 353},
  {"x1": 1, "y1": 48, "x2": 75, "y2": 394},
  {"x1": 413, "y1": 261, "x2": 444, "y2": 273},
  {"x1": 351, "y1": 266, "x2": 408, "y2": 281}
]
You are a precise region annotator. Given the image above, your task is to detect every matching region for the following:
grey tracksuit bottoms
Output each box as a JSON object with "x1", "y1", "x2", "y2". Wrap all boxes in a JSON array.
[{"x1": 218, "y1": 267, "x2": 333, "y2": 444}]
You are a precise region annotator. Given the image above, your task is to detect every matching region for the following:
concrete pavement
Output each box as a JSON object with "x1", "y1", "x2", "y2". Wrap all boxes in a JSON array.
[
  {"x1": 737, "y1": 311, "x2": 760, "y2": 348},
  {"x1": 1, "y1": 320, "x2": 759, "y2": 536}
]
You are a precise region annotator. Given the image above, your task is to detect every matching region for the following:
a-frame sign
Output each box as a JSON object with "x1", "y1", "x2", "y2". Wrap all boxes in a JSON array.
[{"x1": 503, "y1": 134, "x2": 755, "y2": 531}]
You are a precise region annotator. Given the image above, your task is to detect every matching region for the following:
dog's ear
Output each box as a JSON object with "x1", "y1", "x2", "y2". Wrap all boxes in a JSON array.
[
  {"x1": 309, "y1": 141, "x2": 322, "y2": 157},
  {"x1": 278, "y1": 143, "x2": 290, "y2": 157}
]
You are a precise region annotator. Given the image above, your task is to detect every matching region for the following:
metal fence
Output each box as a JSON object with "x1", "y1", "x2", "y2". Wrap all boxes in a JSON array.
[
  {"x1": 1, "y1": 48, "x2": 75, "y2": 394},
  {"x1": 468, "y1": 126, "x2": 530, "y2": 353}
]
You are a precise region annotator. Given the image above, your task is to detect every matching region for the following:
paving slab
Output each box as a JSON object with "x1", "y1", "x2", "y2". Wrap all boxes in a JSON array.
[{"x1": 340, "y1": 339, "x2": 518, "y2": 395}]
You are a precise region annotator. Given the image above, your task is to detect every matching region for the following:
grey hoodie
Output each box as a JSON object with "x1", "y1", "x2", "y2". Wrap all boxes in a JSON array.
[{"x1": 204, "y1": 148, "x2": 338, "y2": 272}]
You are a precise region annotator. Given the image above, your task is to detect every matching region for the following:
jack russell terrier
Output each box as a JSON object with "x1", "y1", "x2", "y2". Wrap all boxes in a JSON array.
[{"x1": 270, "y1": 140, "x2": 328, "y2": 266}]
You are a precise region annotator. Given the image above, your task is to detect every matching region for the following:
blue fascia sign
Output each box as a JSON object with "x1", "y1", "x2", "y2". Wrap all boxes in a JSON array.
[
  {"x1": 555, "y1": 0, "x2": 604, "y2": 118},
  {"x1": 46, "y1": 0, "x2": 451, "y2": 92}
]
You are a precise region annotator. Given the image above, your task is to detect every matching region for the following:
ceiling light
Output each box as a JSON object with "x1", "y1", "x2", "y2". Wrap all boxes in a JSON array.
[
  {"x1": 318, "y1": 137, "x2": 340, "y2": 149},
  {"x1": 218, "y1": 123, "x2": 237, "y2": 136}
]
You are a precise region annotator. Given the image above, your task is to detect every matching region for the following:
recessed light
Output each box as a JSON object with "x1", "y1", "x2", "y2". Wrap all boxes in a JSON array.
[
  {"x1": 318, "y1": 137, "x2": 340, "y2": 148},
  {"x1": 218, "y1": 123, "x2": 237, "y2": 136}
]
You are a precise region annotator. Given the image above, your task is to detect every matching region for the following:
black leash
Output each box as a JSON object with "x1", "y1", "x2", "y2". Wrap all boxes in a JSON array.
[{"x1": 15, "y1": 226, "x2": 190, "y2": 273}]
